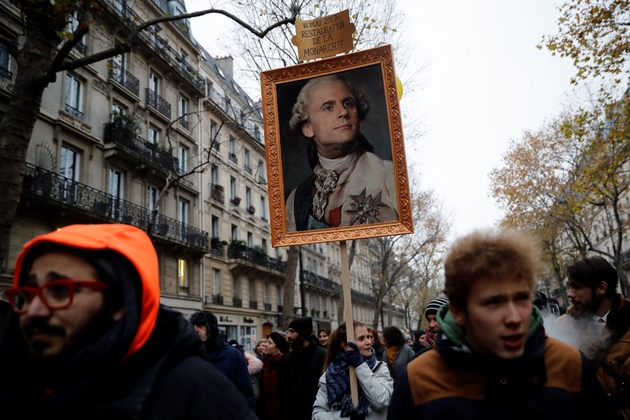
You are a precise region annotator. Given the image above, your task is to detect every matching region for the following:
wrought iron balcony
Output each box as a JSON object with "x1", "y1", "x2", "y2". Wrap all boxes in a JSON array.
[
  {"x1": 229, "y1": 152, "x2": 238, "y2": 164},
  {"x1": 233, "y1": 297, "x2": 242, "y2": 307},
  {"x1": 103, "y1": 123, "x2": 178, "y2": 173},
  {"x1": 102, "y1": 0, "x2": 205, "y2": 94},
  {"x1": 212, "y1": 294, "x2": 224, "y2": 305},
  {"x1": 64, "y1": 103, "x2": 84, "y2": 120},
  {"x1": 258, "y1": 175, "x2": 267, "y2": 184},
  {"x1": 228, "y1": 243, "x2": 286, "y2": 274},
  {"x1": 303, "y1": 270, "x2": 341, "y2": 294},
  {"x1": 23, "y1": 163, "x2": 209, "y2": 252},
  {"x1": 0, "y1": 66, "x2": 12, "y2": 81},
  {"x1": 179, "y1": 118, "x2": 189, "y2": 130},
  {"x1": 146, "y1": 88, "x2": 171, "y2": 119},
  {"x1": 179, "y1": 285, "x2": 189, "y2": 294},
  {"x1": 108, "y1": 63, "x2": 140, "y2": 96},
  {"x1": 244, "y1": 164, "x2": 252, "y2": 175},
  {"x1": 210, "y1": 183, "x2": 224, "y2": 204},
  {"x1": 249, "y1": 300, "x2": 258, "y2": 309},
  {"x1": 351, "y1": 289, "x2": 377, "y2": 304},
  {"x1": 264, "y1": 303, "x2": 271, "y2": 311},
  {"x1": 246, "y1": 205, "x2": 255, "y2": 215},
  {"x1": 277, "y1": 304, "x2": 283, "y2": 312}
]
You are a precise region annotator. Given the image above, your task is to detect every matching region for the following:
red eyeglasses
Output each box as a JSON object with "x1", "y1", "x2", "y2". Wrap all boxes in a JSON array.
[{"x1": 4, "y1": 279, "x2": 109, "y2": 314}]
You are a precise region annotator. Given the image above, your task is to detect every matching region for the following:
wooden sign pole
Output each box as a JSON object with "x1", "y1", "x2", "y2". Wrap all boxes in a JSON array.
[{"x1": 340, "y1": 240, "x2": 359, "y2": 405}]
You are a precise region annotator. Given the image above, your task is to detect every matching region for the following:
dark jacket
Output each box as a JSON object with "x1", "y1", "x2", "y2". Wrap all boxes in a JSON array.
[
  {"x1": 206, "y1": 337, "x2": 257, "y2": 412},
  {"x1": 259, "y1": 353, "x2": 284, "y2": 420},
  {"x1": 387, "y1": 305, "x2": 617, "y2": 420},
  {"x1": 380, "y1": 343, "x2": 415, "y2": 381},
  {"x1": 0, "y1": 224, "x2": 256, "y2": 420},
  {"x1": 278, "y1": 337, "x2": 326, "y2": 420}
]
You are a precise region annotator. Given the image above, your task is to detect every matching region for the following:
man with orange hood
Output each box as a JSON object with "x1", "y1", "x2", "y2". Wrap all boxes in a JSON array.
[{"x1": 0, "y1": 224, "x2": 257, "y2": 419}]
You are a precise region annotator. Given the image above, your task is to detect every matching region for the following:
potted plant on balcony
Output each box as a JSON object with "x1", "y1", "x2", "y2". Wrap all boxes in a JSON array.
[
  {"x1": 246, "y1": 204, "x2": 255, "y2": 214},
  {"x1": 211, "y1": 237, "x2": 227, "y2": 250},
  {"x1": 230, "y1": 196, "x2": 241, "y2": 206},
  {"x1": 109, "y1": 111, "x2": 141, "y2": 143}
]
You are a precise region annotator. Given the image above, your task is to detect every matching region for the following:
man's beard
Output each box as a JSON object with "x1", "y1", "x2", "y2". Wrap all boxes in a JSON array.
[
  {"x1": 290, "y1": 334, "x2": 306, "y2": 352},
  {"x1": 25, "y1": 304, "x2": 118, "y2": 367},
  {"x1": 570, "y1": 291, "x2": 603, "y2": 319}
]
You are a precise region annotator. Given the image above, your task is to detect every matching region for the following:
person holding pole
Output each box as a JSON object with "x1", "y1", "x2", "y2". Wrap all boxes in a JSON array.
[
  {"x1": 313, "y1": 321, "x2": 393, "y2": 420},
  {"x1": 387, "y1": 229, "x2": 616, "y2": 420}
]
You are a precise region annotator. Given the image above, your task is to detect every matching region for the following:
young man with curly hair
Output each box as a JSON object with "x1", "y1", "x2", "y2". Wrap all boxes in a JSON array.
[{"x1": 387, "y1": 229, "x2": 616, "y2": 419}]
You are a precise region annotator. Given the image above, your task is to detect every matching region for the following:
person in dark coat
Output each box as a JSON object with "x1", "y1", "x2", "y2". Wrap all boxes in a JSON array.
[
  {"x1": 381, "y1": 326, "x2": 415, "y2": 382},
  {"x1": 190, "y1": 310, "x2": 256, "y2": 413},
  {"x1": 0, "y1": 224, "x2": 256, "y2": 420},
  {"x1": 410, "y1": 329, "x2": 425, "y2": 353},
  {"x1": 259, "y1": 331, "x2": 289, "y2": 420},
  {"x1": 278, "y1": 316, "x2": 326, "y2": 420}
]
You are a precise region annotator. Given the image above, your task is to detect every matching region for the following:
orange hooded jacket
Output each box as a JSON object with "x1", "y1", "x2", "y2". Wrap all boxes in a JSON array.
[{"x1": 12, "y1": 224, "x2": 160, "y2": 360}]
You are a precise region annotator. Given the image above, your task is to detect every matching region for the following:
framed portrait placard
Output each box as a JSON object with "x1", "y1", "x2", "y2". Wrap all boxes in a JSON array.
[{"x1": 261, "y1": 45, "x2": 413, "y2": 247}]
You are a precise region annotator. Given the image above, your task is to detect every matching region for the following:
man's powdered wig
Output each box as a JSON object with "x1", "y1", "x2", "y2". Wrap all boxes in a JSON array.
[
  {"x1": 289, "y1": 74, "x2": 370, "y2": 135},
  {"x1": 444, "y1": 229, "x2": 541, "y2": 310}
]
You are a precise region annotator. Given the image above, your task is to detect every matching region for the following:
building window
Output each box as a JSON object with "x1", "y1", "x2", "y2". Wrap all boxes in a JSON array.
[
  {"x1": 179, "y1": 198, "x2": 189, "y2": 225},
  {"x1": 210, "y1": 119, "x2": 219, "y2": 148},
  {"x1": 0, "y1": 44, "x2": 12, "y2": 80},
  {"x1": 211, "y1": 165, "x2": 219, "y2": 185},
  {"x1": 149, "y1": 72, "x2": 160, "y2": 94},
  {"x1": 230, "y1": 176, "x2": 237, "y2": 199},
  {"x1": 178, "y1": 259, "x2": 188, "y2": 293},
  {"x1": 276, "y1": 285, "x2": 282, "y2": 306},
  {"x1": 147, "y1": 185, "x2": 159, "y2": 221},
  {"x1": 262, "y1": 238, "x2": 267, "y2": 252},
  {"x1": 258, "y1": 160, "x2": 266, "y2": 183},
  {"x1": 245, "y1": 187, "x2": 252, "y2": 208},
  {"x1": 260, "y1": 196, "x2": 266, "y2": 219},
  {"x1": 65, "y1": 74, "x2": 84, "y2": 119},
  {"x1": 244, "y1": 148, "x2": 251, "y2": 174},
  {"x1": 178, "y1": 146, "x2": 188, "y2": 174},
  {"x1": 228, "y1": 136, "x2": 237, "y2": 163},
  {"x1": 247, "y1": 231, "x2": 253, "y2": 248},
  {"x1": 211, "y1": 215, "x2": 220, "y2": 238},
  {"x1": 212, "y1": 268, "x2": 221, "y2": 296},
  {"x1": 179, "y1": 95, "x2": 189, "y2": 129},
  {"x1": 231, "y1": 224, "x2": 238, "y2": 240},
  {"x1": 60, "y1": 146, "x2": 81, "y2": 181},
  {"x1": 233, "y1": 275, "x2": 240, "y2": 298},
  {"x1": 148, "y1": 126, "x2": 160, "y2": 145},
  {"x1": 249, "y1": 278, "x2": 256, "y2": 301}
]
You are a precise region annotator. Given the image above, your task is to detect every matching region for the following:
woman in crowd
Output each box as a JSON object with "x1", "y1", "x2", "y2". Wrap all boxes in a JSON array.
[
  {"x1": 318, "y1": 329, "x2": 331, "y2": 348},
  {"x1": 313, "y1": 321, "x2": 393, "y2": 420},
  {"x1": 258, "y1": 331, "x2": 289, "y2": 420},
  {"x1": 367, "y1": 326, "x2": 385, "y2": 360},
  {"x1": 381, "y1": 326, "x2": 415, "y2": 382},
  {"x1": 255, "y1": 339, "x2": 268, "y2": 360}
]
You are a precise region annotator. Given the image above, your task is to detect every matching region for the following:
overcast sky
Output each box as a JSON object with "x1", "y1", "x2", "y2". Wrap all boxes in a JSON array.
[{"x1": 187, "y1": 0, "x2": 577, "y2": 240}]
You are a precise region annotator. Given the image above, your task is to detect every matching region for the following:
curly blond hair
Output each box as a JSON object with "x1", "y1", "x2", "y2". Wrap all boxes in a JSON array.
[{"x1": 444, "y1": 229, "x2": 541, "y2": 309}]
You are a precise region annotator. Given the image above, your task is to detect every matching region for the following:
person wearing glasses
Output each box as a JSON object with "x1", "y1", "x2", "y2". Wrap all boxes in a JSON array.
[{"x1": 0, "y1": 224, "x2": 257, "y2": 420}]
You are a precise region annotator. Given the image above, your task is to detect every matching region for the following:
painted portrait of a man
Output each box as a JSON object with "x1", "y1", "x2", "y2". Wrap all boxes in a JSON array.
[{"x1": 283, "y1": 72, "x2": 399, "y2": 232}]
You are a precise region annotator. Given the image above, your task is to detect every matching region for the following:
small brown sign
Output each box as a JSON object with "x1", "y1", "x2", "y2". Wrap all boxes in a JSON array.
[{"x1": 291, "y1": 10, "x2": 356, "y2": 61}]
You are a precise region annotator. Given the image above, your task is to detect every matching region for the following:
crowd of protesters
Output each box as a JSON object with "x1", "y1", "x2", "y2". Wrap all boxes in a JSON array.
[{"x1": 0, "y1": 223, "x2": 627, "y2": 419}]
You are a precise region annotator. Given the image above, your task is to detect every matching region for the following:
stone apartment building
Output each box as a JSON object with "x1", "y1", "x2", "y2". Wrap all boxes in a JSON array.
[{"x1": 0, "y1": 0, "x2": 405, "y2": 343}]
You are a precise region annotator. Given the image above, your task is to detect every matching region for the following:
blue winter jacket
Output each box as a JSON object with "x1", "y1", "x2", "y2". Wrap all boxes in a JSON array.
[{"x1": 207, "y1": 338, "x2": 257, "y2": 413}]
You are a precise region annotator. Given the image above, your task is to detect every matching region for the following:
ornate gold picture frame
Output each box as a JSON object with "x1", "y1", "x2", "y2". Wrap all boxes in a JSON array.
[{"x1": 261, "y1": 45, "x2": 413, "y2": 247}]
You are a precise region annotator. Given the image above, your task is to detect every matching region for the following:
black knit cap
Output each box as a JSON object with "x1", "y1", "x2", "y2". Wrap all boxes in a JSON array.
[
  {"x1": 269, "y1": 331, "x2": 289, "y2": 354},
  {"x1": 288, "y1": 316, "x2": 313, "y2": 339}
]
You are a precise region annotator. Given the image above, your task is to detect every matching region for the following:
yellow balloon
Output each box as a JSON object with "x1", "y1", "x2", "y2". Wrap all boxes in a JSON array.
[{"x1": 396, "y1": 76, "x2": 403, "y2": 100}]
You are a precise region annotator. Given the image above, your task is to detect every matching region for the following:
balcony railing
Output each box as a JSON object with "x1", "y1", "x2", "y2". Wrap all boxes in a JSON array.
[
  {"x1": 207, "y1": 88, "x2": 262, "y2": 144},
  {"x1": 249, "y1": 300, "x2": 258, "y2": 309},
  {"x1": 212, "y1": 294, "x2": 224, "y2": 305},
  {"x1": 233, "y1": 297, "x2": 242, "y2": 307},
  {"x1": 258, "y1": 175, "x2": 267, "y2": 184},
  {"x1": 65, "y1": 103, "x2": 84, "y2": 120},
  {"x1": 146, "y1": 88, "x2": 171, "y2": 119},
  {"x1": 73, "y1": 42, "x2": 86, "y2": 55},
  {"x1": 23, "y1": 163, "x2": 209, "y2": 251},
  {"x1": 303, "y1": 270, "x2": 341, "y2": 294},
  {"x1": 264, "y1": 303, "x2": 271, "y2": 311},
  {"x1": 351, "y1": 289, "x2": 377, "y2": 304},
  {"x1": 277, "y1": 305, "x2": 283, "y2": 312},
  {"x1": 229, "y1": 152, "x2": 238, "y2": 164},
  {"x1": 102, "y1": 0, "x2": 205, "y2": 94},
  {"x1": 103, "y1": 123, "x2": 178, "y2": 173},
  {"x1": 244, "y1": 164, "x2": 252, "y2": 175},
  {"x1": 210, "y1": 183, "x2": 225, "y2": 204},
  {"x1": 0, "y1": 66, "x2": 12, "y2": 81},
  {"x1": 108, "y1": 64, "x2": 140, "y2": 96},
  {"x1": 179, "y1": 118, "x2": 189, "y2": 129},
  {"x1": 228, "y1": 243, "x2": 287, "y2": 273},
  {"x1": 179, "y1": 285, "x2": 189, "y2": 294}
]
